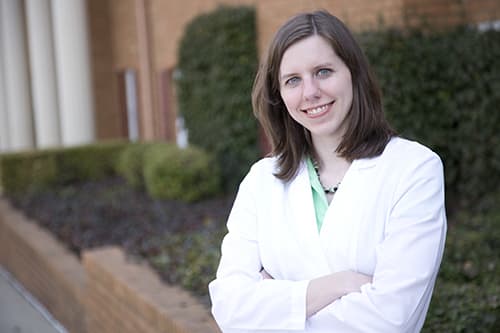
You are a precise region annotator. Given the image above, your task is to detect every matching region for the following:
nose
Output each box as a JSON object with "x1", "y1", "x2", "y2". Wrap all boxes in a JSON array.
[{"x1": 303, "y1": 76, "x2": 320, "y2": 100}]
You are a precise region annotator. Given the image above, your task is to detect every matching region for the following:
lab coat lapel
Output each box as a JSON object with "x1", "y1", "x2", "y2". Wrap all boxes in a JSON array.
[
  {"x1": 319, "y1": 158, "x2": 378, "y2": 272},
  {"x1": 287, "y1": 162, "x2": 331, "y2": 276}
]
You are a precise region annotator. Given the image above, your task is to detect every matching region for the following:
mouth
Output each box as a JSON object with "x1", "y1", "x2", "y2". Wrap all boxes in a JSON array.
[{"x1": 302, "y1": 101, "x2": 334, "y2": 116}]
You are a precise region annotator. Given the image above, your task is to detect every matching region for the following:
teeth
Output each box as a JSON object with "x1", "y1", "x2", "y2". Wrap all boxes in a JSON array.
[{"x1": 306, "y1": 104, "x2": 328, "y2": 115}]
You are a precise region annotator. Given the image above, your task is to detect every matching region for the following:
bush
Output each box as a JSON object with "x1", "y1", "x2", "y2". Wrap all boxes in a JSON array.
[
  {"x1": 0, "y1": 140, "x2": 127, "y2": 193},
  {"x1": 0, "y1": 151, "x2": 58, "y2": 193},
  {"x1": 115, "y1": 142, "x2": 151, "y2": 189},
  {"x1": 142, "y1": 143, "x2": 221, "y2": 202},
  {"x1": 55, "y1": 141, "x2": 127, "y2": 184},
  {"x1": 176, "y1": 5, "x2": 260, "y2": 192},
  {"x1": 423, "y1": 206, "x2": 500, "y2": 332},
  {"x1": 147, "y1": 223, "x2": 226, "y2": 298},
  {"x1": 360, "y1": 27, "x2": 500, "y2": 213}
]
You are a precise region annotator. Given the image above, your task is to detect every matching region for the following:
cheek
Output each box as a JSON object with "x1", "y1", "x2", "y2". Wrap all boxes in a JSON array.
[{"x1": 280, "y1": 90, "x2": 298, "y2": 112}]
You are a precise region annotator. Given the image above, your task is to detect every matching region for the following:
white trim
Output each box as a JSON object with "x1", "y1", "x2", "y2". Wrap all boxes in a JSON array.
[{"x1": 477, "y1": 19, "x2": 500, "y2": 31}]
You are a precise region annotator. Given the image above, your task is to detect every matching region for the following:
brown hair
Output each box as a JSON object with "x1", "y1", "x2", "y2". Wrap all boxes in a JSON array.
[{"x1": 252, "y1": 10, "x2": 395, "y2": 181}]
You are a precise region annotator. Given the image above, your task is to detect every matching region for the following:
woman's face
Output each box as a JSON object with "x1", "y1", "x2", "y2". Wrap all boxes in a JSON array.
[{"x1": 279, "y1": 35, "x2": 353, "y2": 143}]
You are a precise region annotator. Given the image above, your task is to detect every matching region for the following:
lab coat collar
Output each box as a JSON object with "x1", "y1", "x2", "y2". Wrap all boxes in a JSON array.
[{"x1": 287, "y1": 162, "x2": 332, "y2": 276}]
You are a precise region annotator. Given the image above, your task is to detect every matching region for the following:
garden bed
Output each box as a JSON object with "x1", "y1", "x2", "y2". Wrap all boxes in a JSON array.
[{"x1": 6, "y1": 176, "x2": 234, "y2": 305}]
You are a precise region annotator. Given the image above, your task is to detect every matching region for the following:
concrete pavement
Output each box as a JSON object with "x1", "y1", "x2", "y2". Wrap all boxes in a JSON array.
[{"x1": 0, "y1": 266, "x2": 66, "y2": 333}]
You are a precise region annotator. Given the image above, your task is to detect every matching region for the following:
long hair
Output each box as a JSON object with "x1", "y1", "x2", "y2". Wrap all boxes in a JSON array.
[{"x1": 252, "y1": 10, "x2": 395, "y2": 181}]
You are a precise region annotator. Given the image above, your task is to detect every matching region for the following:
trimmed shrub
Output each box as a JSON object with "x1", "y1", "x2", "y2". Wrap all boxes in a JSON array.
[
  {"x1": 142, "y1": 143, "x2": 221, "y2": 202},
  {"x1": 0, "y1": 140, "x2": 127, "y2": 193},
  {"x1": 55, "y1": 141, "x2": 127, "y2": 184},
  {"x1": 176, "y1": 5, "x2": 260, "y2": 192},
  {"x1": 359, "y1": 27, "x2": 500, "y2": 213},
  {"x1": 0, "y1": 151, "x2": 58, "y2": 193},
  {"x1": 115, "y1": 142, "x2": 151, "y2": 189}
]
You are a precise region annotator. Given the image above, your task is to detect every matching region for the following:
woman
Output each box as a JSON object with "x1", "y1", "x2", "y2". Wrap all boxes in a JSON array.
[{"x1": 209, "y1": 10, "x2": 446, "y2": 332}]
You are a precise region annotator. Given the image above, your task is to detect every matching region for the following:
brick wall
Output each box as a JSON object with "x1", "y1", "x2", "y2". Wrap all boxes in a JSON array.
[
  {"x1": 0, "y1": 200, "x2": 87, "y2": 333},
  {"x1": 83, "y1": 247, "x2": 220, "y2": 333},
  {"x1": 90, "y1": 0, "x2": 500, "y2": 140},
  {"x1": 254, "y1": 0, "x2": 404, "y2": 56},
  {"x1": 88, "y1": 0, "x2": 123, "y2": 140},
  {"x1": 87, "y1": 0, "x2": 140, "y2": 143},
  {"x1": 0, "y1": 198, "x2": 220, "y2": 333},
  {"x1": 403, "y1": 0, "x2": 500, "y2": 29}
]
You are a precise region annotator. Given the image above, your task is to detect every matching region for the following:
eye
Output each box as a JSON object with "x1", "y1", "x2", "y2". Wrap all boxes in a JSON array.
[
  {"x1": 284, "y1": 76, "x2": 301, "y2": 87},
  {"x1": 316, "y1": 68, "x2": 333, "y2": 78}
]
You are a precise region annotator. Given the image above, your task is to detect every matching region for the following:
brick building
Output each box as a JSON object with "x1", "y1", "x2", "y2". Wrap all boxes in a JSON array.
[{"x1": 1, "y1": 0, "x2": 499, "y2": 152}]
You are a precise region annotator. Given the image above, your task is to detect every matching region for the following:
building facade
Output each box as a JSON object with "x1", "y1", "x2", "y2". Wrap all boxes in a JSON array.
[{"x1": 1, "y1": 0, "x2": 499, "y2": 153}]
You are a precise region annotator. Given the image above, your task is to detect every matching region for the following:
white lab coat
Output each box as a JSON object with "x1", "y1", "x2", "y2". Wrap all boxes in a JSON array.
[{"x1": 209, "y1": 137, "x2": 447, "y2": 333}]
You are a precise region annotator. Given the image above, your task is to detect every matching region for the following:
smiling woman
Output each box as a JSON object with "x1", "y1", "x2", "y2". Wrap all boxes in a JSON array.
[
  {"x1": 209, "y1": 10, "x2": 447, "y2": 333},
  {"x1": 279, "y1": 35, "x2": 353, "y2": 149}
]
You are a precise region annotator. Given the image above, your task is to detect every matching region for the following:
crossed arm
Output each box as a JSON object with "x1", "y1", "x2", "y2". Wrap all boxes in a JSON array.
[{"x1": 260, "y1": 268, "x2": 371, "y2": 317}]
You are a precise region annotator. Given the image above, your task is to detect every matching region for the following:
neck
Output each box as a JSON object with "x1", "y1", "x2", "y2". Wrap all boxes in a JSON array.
[
  {"x1": 311, "y1": 135, "x2": 344, "y2": 168},
  {"x1": 313, "y1": 151, "x2": 348, "y2": 175},
  {"x1": 311, "y1": 135, "x2": 350, "y2": 185}
]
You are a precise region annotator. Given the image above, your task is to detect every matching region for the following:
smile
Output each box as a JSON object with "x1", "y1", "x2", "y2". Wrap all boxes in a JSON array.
[{"x1": 303, "y1": 101, "x2": 334, "y2": 116}]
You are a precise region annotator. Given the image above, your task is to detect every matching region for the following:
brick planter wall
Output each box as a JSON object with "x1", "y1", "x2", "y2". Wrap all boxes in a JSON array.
[
  {"x1": 0, "y1": 198, "x2": 220, "y2": 333},
  {"x1": 0, "y1": 199, "x2": 87, "y2": 333},
  {"x1": 83, "y1": 247, "x2": 220, "y2": 333}
]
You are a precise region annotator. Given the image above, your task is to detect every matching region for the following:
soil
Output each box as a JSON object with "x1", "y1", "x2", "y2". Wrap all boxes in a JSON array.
[{"x1": 6, "y1": 176, "x2": 234, "y2": 264}]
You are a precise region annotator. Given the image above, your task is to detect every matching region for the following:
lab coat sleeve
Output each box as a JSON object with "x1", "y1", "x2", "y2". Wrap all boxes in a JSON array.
[
  {"x1": 209, "y1": 166, "x2": 310, "y2": 332},
  {"x1": 316, "y1": 151, "x2": 447, "y2": 332}
]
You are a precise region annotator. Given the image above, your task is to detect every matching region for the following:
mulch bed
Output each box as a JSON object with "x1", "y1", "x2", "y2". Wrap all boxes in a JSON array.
[{"x1": 6, "y1": 177, "x2": 234, "y2": 300}]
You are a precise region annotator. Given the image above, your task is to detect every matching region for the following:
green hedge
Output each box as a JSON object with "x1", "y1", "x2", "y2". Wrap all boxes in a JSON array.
[
  {"x1": 176, "y1": 5, "x2": 260, "y2": 192},
  {"x1": 0, "y1": 140, "x2": 222, "y2": 203},
  {"x1": 360, "y1": 27, "x2": 500, "y2": 213},
  {"x1": 423, "y1": 204, "x2": 500, "y2": 332},
  {"x1": 0, "y1": 140, "x2": 127, "y2": 193},
  {"x1": 142, "y1": 143, "x2": 221, "y2": 202},
  {"x1": 115, "y1": 142, "x2": 151, "y2": 189}
]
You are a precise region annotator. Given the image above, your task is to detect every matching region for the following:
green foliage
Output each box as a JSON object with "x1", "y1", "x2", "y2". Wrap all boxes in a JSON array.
[
  {"x1": 176, "y1": 5, "x2": 260, "y2": 192},
  {"x1": 360, "y1": 27, "x2": 500, "y2": 213},
  {"x1": 0, "y1": 151, "x2": 58, "y2": 193},
  {"x1": 148, "y1": 222, "x2": 226, "y2": 297},
  {"x1": 0, "y1": 140, "x2": 127, "y2": 193},
  {"x1": 423, "y1": 207, "x2": 500, "y2": 332},
  {"x1": 1, "y1": 140, "x2": 222, "y2": 203},
  {"x1": 142, "y1": 143, "x2": 221, "y2": 202},
  {"x1": 115, "y1": 142, "x2": 151, "y2": 189},
  {"x1": 55, "y1": 141, "x2": 127, "y2": 184},
  {"x1": 425, "y1": 281, "x2": 499, "y2": 332}
]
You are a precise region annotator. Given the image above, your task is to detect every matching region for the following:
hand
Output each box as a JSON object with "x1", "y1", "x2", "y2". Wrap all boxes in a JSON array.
[{"x1": 306, "y1": 270, "x2": 372, "y2": 317}]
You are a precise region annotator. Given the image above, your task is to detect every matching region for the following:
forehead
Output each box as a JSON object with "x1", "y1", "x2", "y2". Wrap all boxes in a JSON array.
[{"x1": 279, "y1": 35, "x2": 337, "y2": 72}]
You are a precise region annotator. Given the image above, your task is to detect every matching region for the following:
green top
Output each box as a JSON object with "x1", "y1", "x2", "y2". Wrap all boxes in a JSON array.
[{"x1": 305, "y1": 157, "x2": 329, "y2": 232}]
